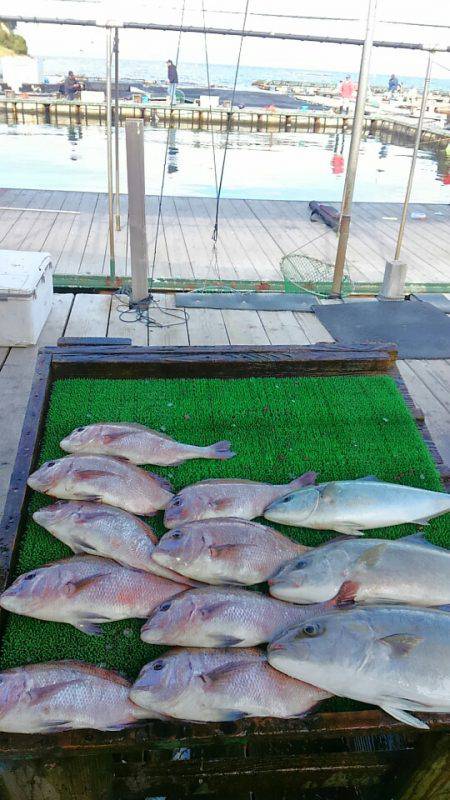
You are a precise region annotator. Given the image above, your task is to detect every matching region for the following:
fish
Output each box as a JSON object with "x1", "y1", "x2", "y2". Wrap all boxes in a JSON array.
[
  {"x1": 140, "y1": 585, "x2": 333, "y2": 647},
  {"x1": 163, "y1": 472, "x2": 317, "y2": 529},
  {"x1": 152, "y1": 517, "x2": 309, "y2": 585},
  {"x1": 27, "y1": 454, "x2": 174, "y2": 515},
  {"x1": 268, "y1": 605, "x2": 450, "y2": 730},
  {"x1": 130, "y1": 647, "x2": 331, "y2": 722},
  {"x1": 33, "y1": 501, "x2": 192, "y2": 584},
  {"x1": 60, "y1": 422, "x2": 235, "y2": 465},
  {"x1": 0, "y1": 660, "x2": 154, "y2": 733},
  {"x1": 264, "y1": 477, "x2": 450, "y2": 536},
  {"x1": 269, "y1": 533, "x2": 450, "y2": 607},
  {"x1": 0, "y1": 555, "x2": 190, "y2": 635}
]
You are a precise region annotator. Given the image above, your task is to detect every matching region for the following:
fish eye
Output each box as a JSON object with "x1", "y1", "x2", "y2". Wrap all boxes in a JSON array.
[
  {"x1": 152, "y1": 661, "x2": 165, "y2": 671},
  {"x1": 24, "y1": 573, "x2": 36, "y2": 581},
  {"x1": 170, "y1": 531, "x2": 182, "y2": 539},
  {"x1": 75, "y1": 427, "x2": 85, "y2": 432},
  {"x1": 303, "y1": 622, "x2": 322, "y2": 637},
  {"x1": 296, "y1": 560, "x2": 307, "y2": 570},
  {"x1": 46, "y1": 461, "x2": 56, "y2": 468},
  {"x1": 172, "y1": 498, "x2": 182, "y2": 508},
  {"x1": 160, "y1": 602, "x2": 172, "y2": 612},
  {"x1": 281, "y1": 495, "x2": 292, "y2": 504}
]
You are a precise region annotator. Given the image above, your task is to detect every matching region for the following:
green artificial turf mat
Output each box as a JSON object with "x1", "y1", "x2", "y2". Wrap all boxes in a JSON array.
[{"x1": 1, "y1": 374, "x2": 448, "y2": 717}]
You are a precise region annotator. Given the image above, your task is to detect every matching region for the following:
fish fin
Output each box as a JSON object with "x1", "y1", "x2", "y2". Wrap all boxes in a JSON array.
[
  {"x1": 288, "y1": 471, "x2": 317, "y2": 489},
  {"x1": 217, "y1": 577, "x2": 250, "y2": 586},
  {"x1": 212, "y1": 498, "x2": 234, "y2": 512},
  {"x1": 28, "y1": 681, "x2": 78, "y2": 706},
  {"x1": 147, "y1": 472, "x2": 173, "y2": 493},
  {"x1": 64, "y1": 574, "x2": 108, "y2": 596},
  {"x1": 413, "y1": 518, "x2": 430, "y2": 526},
  {"x1": 401, "y1": 532, "x2": 441, "y2": 549},
  {"x1": 380, "y1": 705, "x2": 429, "y2": 730},
  {"x1": 335, "y1": 580, "x2": 359, "y2": 607},
  {"x1": 213, "y1": 635, "x2": 244, "y2": 647},
  {"x1": 207, "y1": 441, "x2": 236, "y2": 461},
  {"x1": 75, "y1": 621, "x2": 104, "y2": 636},
  {"x1": 209, "y1": 543, "x2": 247, "y2": 558},
  {"x1": 76, "y1": 508, "x2": 114, "y2": 523},
  {"x1": 355, "y1": 542, "x2": 387, "y2": 568},
  {"x1": 101, "y1": 431, "x2": 131, "y2": 444},
  {"x1": 359, "y1": 475, "x2": 381, "y2": 482},
  {"x1": 200, "y1": 660, "x2": 252, "y2": 687},
  {"x1": 70, "y1": 537, "x2": 99, "y2": 554},
  {"x1": 38, "y1": 720, "x2": 72, "y2": 733},
  {"x1": 333, "y1": 525, "x2": 365, "y2": 537},
  {"x1": 75, "y1": 494, "x2": 102, "y2": 503},
  {"x1": 216, "y1": 710, "x2": 249, "y2": 721},
  {"x1": 74, "y1": 469, "x2": 111, "y2": 481},
  {"x1": 200, "y1": 601, "x2": 232, "y2": 621},
  {"x1": 378, "y1": 633, "x2": 423, "y2": 656}
]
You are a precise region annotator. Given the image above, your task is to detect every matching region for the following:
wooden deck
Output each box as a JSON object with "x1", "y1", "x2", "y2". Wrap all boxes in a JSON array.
[
  {"x1": 1, "y1": 292, "x2": 449, "y2": 518},
  {"x1": 1, "y1": 188, "x2": 450, "y2": 286}
]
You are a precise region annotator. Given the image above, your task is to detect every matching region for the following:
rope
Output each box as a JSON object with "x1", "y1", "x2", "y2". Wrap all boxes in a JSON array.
[
  {"x1": 149, "y1": 0, "x2": 186, "y2": 292},
  {"x1": 202, "y1": 0, "x2": 218, "y2": 195},
  {"x1": 212, "y1": 0, "x2": 250, "y2": 244}
]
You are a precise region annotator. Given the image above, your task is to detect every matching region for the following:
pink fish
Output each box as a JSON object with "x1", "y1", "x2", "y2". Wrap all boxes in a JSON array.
[
  {"x1": 153, "y1": 517, "x2": 308, "y2": 585},
  {"x1": 60, "y1": 422, "x2": 235, "y2": 465},
  {"x1": 27, "y1": 454, "x2": 173, "y2": 515},
  {"x1": 33, "y1": 501, "x2": 191, "y2": 584},
  {"x1": 0, "y1": 661, "x2": 154, "y2": 733},
  {"x1": 0, "y1": 555, "x2": 190, "y2": 635},
  {"x1": 130, "y1": 647, "x2": 331, "y2": 722},
  {"x1": 163, "y1": 472, "x2": 317, "y2": 528}
]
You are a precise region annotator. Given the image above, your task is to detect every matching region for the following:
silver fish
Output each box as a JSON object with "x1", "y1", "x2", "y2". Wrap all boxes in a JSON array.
[
  {"x1": 268, "y1": 605, "x2": 450, "y2": 729},
  {"x1": 27, "y1": 454, "x2": 173, "y2": 515},
  {"x1": 130, "y1": 647, "x2": 331, "y2": 722},
  {"x1": 33, "y1": 501, "x2": 191, "y2": 583},
  {"x1": 269, "y1": 533, "x2": 450, "y2": 606},
  {"x1": 0, "y1": 660, "x2": 153, "y2": 733},
  {"x1": 0, "y1": 555, "x2": 190, "y2": 635},
  {"x1": 153, "y1": 517, "x2": 308, "y2": 585},
  {"x1": 60, "y1": 422, "x2": 235, "y2": 465},
  {"x1": 140, "y1": 585, "x2": 333, "y2": 647},
  {"x1": 163, "y1": 472, "x2": 317, "y2": 529},
  {"x1": 264, "y1": 477, "x2": 450, "y2": 536}
]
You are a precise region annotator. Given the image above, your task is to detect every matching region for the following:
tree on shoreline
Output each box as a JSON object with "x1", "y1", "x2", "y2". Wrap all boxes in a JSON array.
[{"x1": 0, "y1": 20, "x2": 28, "y2": 56}]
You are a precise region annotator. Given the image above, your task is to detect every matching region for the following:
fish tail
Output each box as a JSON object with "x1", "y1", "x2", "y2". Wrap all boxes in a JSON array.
[
  {"x1": 205, "y1": 441, "x2": 236, "y2": 461},
  {"x1": 288, "y1": 471, "x2": 317, "y2": 489}
]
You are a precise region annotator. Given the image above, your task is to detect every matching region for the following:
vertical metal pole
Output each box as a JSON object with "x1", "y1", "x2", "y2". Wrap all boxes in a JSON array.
[
  {"x1": 331, "y1": 0, "x2": 377, "y2": 297},
  {"x1": 114, "y1": 27, "x2": 121, "y2": 231},
  {"x1": 106, "y1": 26, "x2": 115, "y2": 278},
  {"x1": 125, "y1": 119, "x2": 149, "y2": 304},
  {"x1": 394, "y1": 51, "x2": 433, "y2": 260}
]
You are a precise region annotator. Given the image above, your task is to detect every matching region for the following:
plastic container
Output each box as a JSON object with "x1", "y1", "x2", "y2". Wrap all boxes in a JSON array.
[{"x1": 0, "y1": 251, "x2": 53, "y2": 346}]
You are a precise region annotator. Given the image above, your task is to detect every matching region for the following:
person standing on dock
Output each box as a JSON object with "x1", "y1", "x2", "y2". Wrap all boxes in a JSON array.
[
  {"x1": 167, "y1": 59, "x2": 179, "y2": 104},
  {"x1": 388, "y1": 74, "x2": 399, "y2": 96},
  {"x1": 64, "y1": 71, "x2": 81, "y2": 101},
  {"x1": 339, "y1": 75, "x2": 354, "y2": 115}
]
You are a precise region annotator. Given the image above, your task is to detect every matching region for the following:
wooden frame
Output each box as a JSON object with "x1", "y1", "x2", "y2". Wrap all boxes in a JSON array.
[{"x1": 1, "y1": 339, "x2": 449, "y2": 799}]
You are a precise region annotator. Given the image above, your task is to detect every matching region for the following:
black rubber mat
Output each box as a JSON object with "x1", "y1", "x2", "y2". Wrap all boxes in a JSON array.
[
  {"x1": 314, "y1": 299, "x2": 450, "y2": 359},
  {"x1": 411, "y1": 294, "x2": 450, "y2": 314},
  {"x1": 175, "y1": 292, "x2": 318, "y2": 311}
]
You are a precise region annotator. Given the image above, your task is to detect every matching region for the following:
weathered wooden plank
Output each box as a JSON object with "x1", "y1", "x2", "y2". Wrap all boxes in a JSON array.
[
  {"x1": 221, "y1": 309, "x2": 271, "y2": 345},
  {"x1": 0, "y1": 294, "x2": 73, "y2": 516},
  {"x1": 146, "y1": 294, "x2": 190, "y2": 346},
  {"x1": 108, "y1": 293, "x2": 148, "y2": 345},
  {"x1": 257, "y1": 310, "x2": 310, "y2": 345},
  {"x1": 187, "y1": 307, "x2": 230, "y2": 346},
  {"x1": 398, "y1": 360, "x2": 450, "y2": 465},
  {"x1": 64, "y1": 293, "x2": 112, "y2": 338},
  {"x1": 293, "y1": 311, "x2": 335, "y2": 344},
  {"x1": 55, "y1": 192, "x2": 99, "y2": 275}
]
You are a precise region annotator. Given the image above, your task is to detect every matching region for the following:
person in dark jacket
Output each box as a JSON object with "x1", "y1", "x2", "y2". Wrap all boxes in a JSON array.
[
  {"x1": 167, "y1": 59, "x2": 179, "y2": 103},
  {"x1": 64, "y1": 71, "x2": 81, "y2": 100}
]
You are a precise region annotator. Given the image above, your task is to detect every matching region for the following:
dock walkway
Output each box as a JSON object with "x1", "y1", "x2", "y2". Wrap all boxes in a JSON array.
[
  {"x1": 1, "y1": 292, "x2": 449, "y2": 518},
  {"x1": 1, "y1": 189, "x2": 449, "y2": 288}
]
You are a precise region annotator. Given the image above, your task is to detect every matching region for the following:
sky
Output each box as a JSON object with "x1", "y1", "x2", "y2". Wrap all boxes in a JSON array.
[{"x1": 7, "y1": 0, "x2": 450, "y2": 79}]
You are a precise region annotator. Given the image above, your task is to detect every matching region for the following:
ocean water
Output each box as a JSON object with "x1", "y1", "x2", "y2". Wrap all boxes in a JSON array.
[
  {"x1": 1, "y1": 122, "x2": 449, "y2": 202},
  {"x1": 40, "y1": 56, "x2": 450, "y2": 93}
]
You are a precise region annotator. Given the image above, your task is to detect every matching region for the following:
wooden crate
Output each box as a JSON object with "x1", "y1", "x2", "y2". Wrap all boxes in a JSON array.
[{"x1": 0, "y1": 339, "x2": 449, "y2": 800}]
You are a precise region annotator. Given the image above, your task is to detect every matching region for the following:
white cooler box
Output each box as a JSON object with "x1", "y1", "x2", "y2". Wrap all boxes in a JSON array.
[{"x1": 0, "y1": 251, "x2": 53, "y2": 346}]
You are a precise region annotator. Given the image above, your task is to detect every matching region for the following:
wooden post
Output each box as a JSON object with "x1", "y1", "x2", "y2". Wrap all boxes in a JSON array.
[{"x1": 125, "y1": 119, "x2": 149, "y2": 304}]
